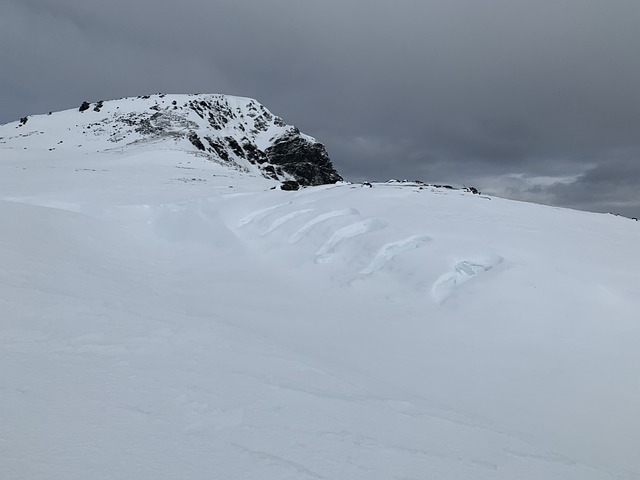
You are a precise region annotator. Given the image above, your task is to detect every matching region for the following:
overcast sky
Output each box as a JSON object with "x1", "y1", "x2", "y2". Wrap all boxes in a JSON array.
[{"x1": 2, "y1": 0, "x2": 639, "y2": 217}]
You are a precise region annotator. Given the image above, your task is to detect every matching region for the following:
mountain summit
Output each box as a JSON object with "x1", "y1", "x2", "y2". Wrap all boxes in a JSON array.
[{"x1": 2, "y1": 93, "x2": 342, "y2": 186}]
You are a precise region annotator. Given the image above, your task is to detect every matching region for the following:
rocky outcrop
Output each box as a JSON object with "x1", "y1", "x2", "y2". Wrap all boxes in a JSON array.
[
  {"x1": 280, "y1": 180, "x2": 300, "y2": 191},
  {"x1": 113, "y1": 95, "x2": 343, "y2": 185},
  {"x1": 265, "y1": 130, "x2": 342, "y2": 186}
]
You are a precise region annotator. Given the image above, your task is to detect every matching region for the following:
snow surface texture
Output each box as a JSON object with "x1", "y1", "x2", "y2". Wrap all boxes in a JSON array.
[{"x1": 2, "y1": 99, "x2": 640, "y2": 479}]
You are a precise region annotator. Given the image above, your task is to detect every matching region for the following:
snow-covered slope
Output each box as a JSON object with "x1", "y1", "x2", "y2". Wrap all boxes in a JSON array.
[
  {"x1": 1, "y1": 99, "x2": 640, "y2": 480},
  {"x1": 0, "y1": 94, "x2": 341, "y2": 187}
]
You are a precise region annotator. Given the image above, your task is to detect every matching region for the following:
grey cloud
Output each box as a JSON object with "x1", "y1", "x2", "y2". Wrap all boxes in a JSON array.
[
  {"x1": 481, "y1": 157, "x2": 640, "y2": 218},
  {"x1": 545, "y1": 158, "x2": 640, "y2": 217},
  {"x1": 1, "y1": 0, "x2": 640, "y2": 217}
]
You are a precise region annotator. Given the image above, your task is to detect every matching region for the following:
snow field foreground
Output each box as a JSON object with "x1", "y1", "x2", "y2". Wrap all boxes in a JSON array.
[{"x1": 1, "y1": 159, "x2": 640, "y2": 478}]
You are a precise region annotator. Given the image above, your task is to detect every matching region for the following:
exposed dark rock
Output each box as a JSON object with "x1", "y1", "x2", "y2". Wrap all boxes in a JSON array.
[
  {"x1": 265, "y1": 131, "x2": 342, "y2": 186},
  {"x1": 188, "y1": 132, "x2": 206, "y2": 151},
  {"x1": 224, "y1": 136, "x2": 245, "y2": 158},
  {"x1": 19, "y1": 117, "x2": 28, "y2": 126},
  {"x1": 465, "y1": 186, "x2": 480, "y2": 195},
  {"x1": 280, "y1": 180, "x2": 300, "y2": 191},
  {"x1": 93, "y1": 101, "x2": 104, "y2": 112},
  {"x1": 135, "y1": 114, "x2": 164, "y2": 136},
  {"x1": 79, "y1": 101, "x2": 91, "y2": 112},
  {"x1": 204, "y1": 137, "x2": 230, "y2": 162},
  {"x1": 262, "y1": 165, "x2": 279, "y2": 179},
  {"x1": 253, "y1": 116, "x2": 268, "y2": 132},
  {"x1": 241, "y1": 141, "x2": 266, "y2": 164}
]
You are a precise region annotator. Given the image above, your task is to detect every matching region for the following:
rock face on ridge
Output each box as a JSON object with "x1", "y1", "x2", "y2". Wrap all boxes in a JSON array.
[
  {"x1": 265, "y1": 129, "x2": 343, "y2": 186},
  {"x1": 0, "y1": 94, "x2": 342, "y2": 186}
]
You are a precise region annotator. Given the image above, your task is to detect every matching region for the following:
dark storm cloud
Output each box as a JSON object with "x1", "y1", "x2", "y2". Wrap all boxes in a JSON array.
[
  {"x1": 2, "y1": 0, "x2": 639, "y2": 216},
  {"x1": 545, "y1": 157, "x2": 640, "y2": 217}
]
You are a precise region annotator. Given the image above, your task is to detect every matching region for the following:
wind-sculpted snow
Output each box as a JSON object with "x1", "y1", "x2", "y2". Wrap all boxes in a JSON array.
[
  {"x1": 315, "y1": 218, "x2": 387, "y2": 263},
  {"x1": 238, "y1": 202, "x2": 291, "y2": 227},
  {"x1": 360, "y1": 235, "x2": 432, "y2": 275},
  {"x1": 289, "y1": 208, "x2": 359, "y2": 244},
  {"x1": 1, "y1": 132, "x2": 640, "y2": 480},
  {"x1": 431, "y1": 256, "x2": 504, "y2": 303},
  {"x1": 148, "y1": 202, "x2": 240, "y2": 249},
  {"x1": 262, "y1": 209, "x2": 315, "y2": 236}
]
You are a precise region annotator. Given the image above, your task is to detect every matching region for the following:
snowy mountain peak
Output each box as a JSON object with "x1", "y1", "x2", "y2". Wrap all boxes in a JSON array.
[{"x1": 0, "y1": 93, "x2": 342, "y2": 186}]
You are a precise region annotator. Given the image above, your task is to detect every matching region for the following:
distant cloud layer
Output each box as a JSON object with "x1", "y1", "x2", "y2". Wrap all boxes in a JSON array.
[{"x1": 2, "y1": 0, "x2": 639, "y2": 217}]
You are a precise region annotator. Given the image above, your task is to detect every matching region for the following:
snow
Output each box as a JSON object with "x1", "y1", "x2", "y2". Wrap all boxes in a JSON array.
[
  {"x1": 2, "y1": 101, "x2": 640, "y2": 479},
  {"x1": 431, "y1": 255, "x2": 504, "y2": 304},
  {"x1": 360, "y1": 235, "x2": 432, "y2": 276}
]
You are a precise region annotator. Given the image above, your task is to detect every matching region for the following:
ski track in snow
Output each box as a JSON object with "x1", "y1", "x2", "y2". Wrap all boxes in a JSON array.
[
  {"x1": 360, "y1": 235, "x2": 432, "y2": 275},
  {"x1": 262, "y1": 209, "x2": 314, "y2": 236},
  {"x1": 288, "y1": 208, "x2": 359, "y2": 244},
  {"x1": 431, "y1": 256, "x2": 504, "y2": 303},
  {"x1": 315, "y1": 218, "x2": 387, "y2": 263}
]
